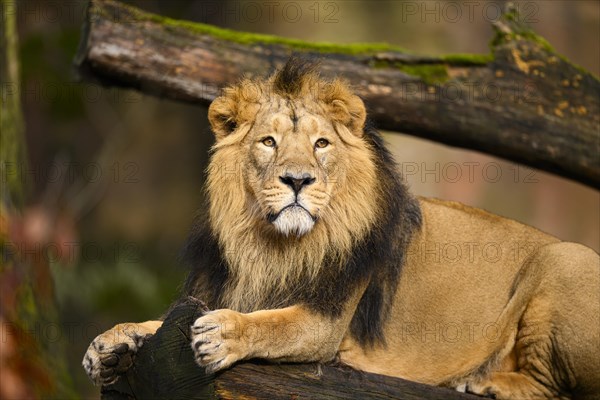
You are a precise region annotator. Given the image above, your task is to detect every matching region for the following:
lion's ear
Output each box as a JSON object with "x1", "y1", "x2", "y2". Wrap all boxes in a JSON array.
[
  {"x1": 208, "y1": 92, "x2": 239, "y2": 141},
  {"x1": 209, "y1": 82, "x2": 263, "y2": 140},
  {"x1": 329, "y1": 96, "x2": 366, "y2": 135},
  {"x1": 321, "y1": 81, "x2": 366, "y2": 136}
]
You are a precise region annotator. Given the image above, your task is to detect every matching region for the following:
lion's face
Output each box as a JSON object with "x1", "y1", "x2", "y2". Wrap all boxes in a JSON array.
[
  {"x1": 243, "y1": 103, "x2": 344, "y2": 236},
  {"x1": 206, "y1": 63, "x2": 378, "y2": 247}
]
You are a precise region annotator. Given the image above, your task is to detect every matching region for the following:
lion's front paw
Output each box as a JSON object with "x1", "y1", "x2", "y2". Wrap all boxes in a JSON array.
[
  {"x1": 191, "y1": 309, "x2": 249, "y2": 374},
  {"x1": 82, "y1": 324, "x2": 151, "y2": 386}
]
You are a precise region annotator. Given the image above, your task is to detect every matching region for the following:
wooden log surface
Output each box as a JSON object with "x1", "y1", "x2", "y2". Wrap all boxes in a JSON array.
[
  {"x1": 101, "y1": 298, "x2": 479, "y2": 399},
  {"x1": 75, "y1": 0, "x2": 599, "y2": 188}
]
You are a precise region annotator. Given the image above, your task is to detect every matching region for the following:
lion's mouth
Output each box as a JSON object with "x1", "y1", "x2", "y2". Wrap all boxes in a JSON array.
[
  {"x1": 267, "y1": 203, "x2": 316, "y2": 222},
  {"x1": 267, "y1": 204, "x2": 317, "y2": 236}
]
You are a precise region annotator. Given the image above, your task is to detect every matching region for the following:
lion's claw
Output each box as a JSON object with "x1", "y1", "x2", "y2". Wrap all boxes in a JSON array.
[{"x1": 100, "y1": 354, "x2": 118, "y2": 366}]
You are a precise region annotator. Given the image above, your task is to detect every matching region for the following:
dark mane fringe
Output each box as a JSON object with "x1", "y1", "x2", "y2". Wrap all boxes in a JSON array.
[
  {"x1": 347, "y1": 121, "x2": 422, "y2": 346},
  {"x1": 272, "y1": 56, "x2": 319, "y2": 97},
  {"x1": 180, "y1": 212, "x2": 228, "y2": 308}
]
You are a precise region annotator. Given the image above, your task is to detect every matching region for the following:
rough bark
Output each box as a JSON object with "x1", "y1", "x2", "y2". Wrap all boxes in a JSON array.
[
  {"x1": 75, "y1": 0, "x2": 600, "y2": 188},
  {"x1": 101, "y1": 299, "x2": 479, "y2": 400}
]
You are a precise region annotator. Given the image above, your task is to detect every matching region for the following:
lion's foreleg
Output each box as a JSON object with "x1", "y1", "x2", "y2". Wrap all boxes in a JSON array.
[{"x1": 190, "y1": 305, "x2": 351, "y2": 373}]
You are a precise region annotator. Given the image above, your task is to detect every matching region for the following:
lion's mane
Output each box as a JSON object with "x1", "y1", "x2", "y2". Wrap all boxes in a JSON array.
[{"x1": 181, "y1": 59, "x2": 422, "y2": 346}]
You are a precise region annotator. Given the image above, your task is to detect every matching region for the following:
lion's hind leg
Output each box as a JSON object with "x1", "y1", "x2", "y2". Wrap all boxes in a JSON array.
[
  {"x1": 466, "y1": 371, "x2": 564, "y2": 399},
  {"x1": 466, "y1": 242, "x2": 600, "y2": 400}
]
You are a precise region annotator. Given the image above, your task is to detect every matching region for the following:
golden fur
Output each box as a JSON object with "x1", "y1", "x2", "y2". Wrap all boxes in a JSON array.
[{"x1": 84, "y1": 59, "x2": 600, "y2": 399}]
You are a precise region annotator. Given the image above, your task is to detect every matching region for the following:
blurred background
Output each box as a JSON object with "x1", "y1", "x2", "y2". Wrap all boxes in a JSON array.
[{"x1": 1, "y1": 0, "x2": 598, "y2": 398}]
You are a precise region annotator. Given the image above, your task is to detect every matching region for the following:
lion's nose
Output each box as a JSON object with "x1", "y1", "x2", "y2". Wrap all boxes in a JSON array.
[{"x1": 279, "y1": 174, "x2": 315, "y2": 195}]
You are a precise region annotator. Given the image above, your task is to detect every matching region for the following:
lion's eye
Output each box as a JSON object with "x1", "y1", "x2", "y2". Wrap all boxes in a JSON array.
[
  {"x1": 262, "y1": 137, "x2": 276, "y2": 147},
  {"x1": 315, "y1": 138, "x2": 329, "y2": 149}
]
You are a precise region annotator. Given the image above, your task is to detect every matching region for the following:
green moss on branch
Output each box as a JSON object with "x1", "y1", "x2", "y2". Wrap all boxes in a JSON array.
[
  {"x1": 97, "y1": 0, "x2": 493, "y2": 63},
  {"x1": 397, "y1": 64, "x2": 449, "y2": 84}
]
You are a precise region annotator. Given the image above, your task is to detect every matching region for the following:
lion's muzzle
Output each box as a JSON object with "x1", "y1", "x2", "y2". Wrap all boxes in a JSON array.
[{"x1": 270, "y1": 204, "x2": 316, "y2": 237}]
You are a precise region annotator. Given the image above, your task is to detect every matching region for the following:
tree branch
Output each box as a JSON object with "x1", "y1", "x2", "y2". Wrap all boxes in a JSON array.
[
  {"x1": 75, "y1": 0, "x2": 600, "y2": 188},
  {"x1": 101, "y1": 298, "x2": 479, "y2": 399}
]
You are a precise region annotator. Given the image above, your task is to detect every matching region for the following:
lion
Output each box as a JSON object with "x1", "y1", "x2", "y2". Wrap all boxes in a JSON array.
[{"x1": 83, "y1": 58, "x2": 600, "y2": 399}]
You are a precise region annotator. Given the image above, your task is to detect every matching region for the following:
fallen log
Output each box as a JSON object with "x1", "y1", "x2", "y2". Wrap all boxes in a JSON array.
[
  {"x1": 75, "y1": 0, "x2": 600, "y2": 188},
  {"x1": 101, "y1": 298, "x2": 479, "y2": 399}
]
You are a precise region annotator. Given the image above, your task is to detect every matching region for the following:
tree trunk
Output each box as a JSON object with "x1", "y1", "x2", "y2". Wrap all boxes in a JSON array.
[
  {"x1": 101, "y1": 298, "x2": 479, "y2": 400},
  {"x1": 1, "y1": 1, "x2": 75, "y2": 398},
  {"x1": 75, "y1": 0, "x2": 599, "y2": 188},
  {"x1": 1, "y1": 0, "x2": 26, "y2": 206}
]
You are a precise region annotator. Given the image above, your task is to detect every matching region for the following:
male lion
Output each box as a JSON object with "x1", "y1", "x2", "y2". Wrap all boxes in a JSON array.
[{"x1": 84, "y1": 59, "x2": 600, "y2": 399}]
